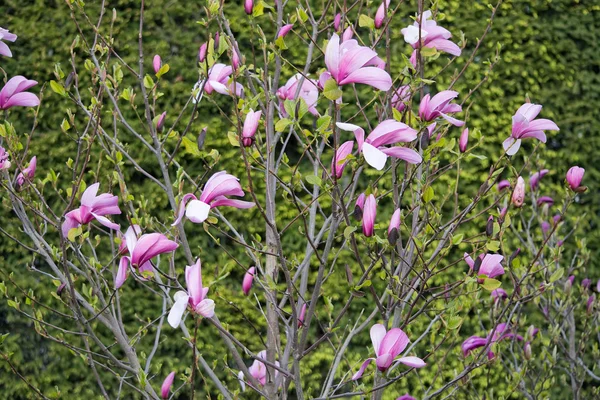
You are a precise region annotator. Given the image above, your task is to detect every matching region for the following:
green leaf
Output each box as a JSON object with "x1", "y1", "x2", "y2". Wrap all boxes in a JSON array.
[
  {"x1": 275, "y1": 118, "x2": 291, "y2": 132},
  {"x1": 358, "y1": 14, "x2": 375, "y2": 29},
  {"x1": 447, "y1": 316, "x2": 463, "y2": 330},
  {"x1": 422, "y1": 186, "x2": 434, "y2": 203},
  {"x1": 323, "y1": 78, "x2": 342, "y2": 101},
  {"x1": 50, "y1": 80, "x2": 66, "y2": 97},
  {"x1": 252, "y1": 1, "x2": 264, "y2": 16},
  {"x1": 343, "y1": 226, "x2": 357, "y2": 240},
  {"x1": 67, "y1": 226, "x2": 83, "y2": 242},
  {"x1": 227, "y1": 132, "x2": 240, "y2": 147},
  {"x1": 549, "y1": 268, "x2": 564, "y2": 283},
  {"x1": 486, "y1": 241, "x2": 500, "y2": 252},
  {"x1": 481, "y1": 278, "x2": 501, "y2": 291},
  {"x1": 143, "y1": 74, "x2": 154, "y2": 89},
  {"x1": 156, "y1": 64, "x2": 170, "y2": 78},
  {"x1": 305, "y1": 174, "x2": 322, "y2": 186},
  {"x1": 452, "y1": 233, "x2": 464, "y2": 246}
]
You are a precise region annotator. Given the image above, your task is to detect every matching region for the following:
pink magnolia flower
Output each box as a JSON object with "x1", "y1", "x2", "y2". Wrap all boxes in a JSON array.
[
  {"x1": 401, "y1": 10, "x2": 461, "y2": 66},
  {"x1": 324, "y1": 33, "x2": 392, "y2": 91},
  {"x1": 354, "y1": 193, "x2": 366, "y2": 220},
  {"x1": 566, "y1": 166, "x2": 585, "y2": 190},
  {"x1": 464, "y1": 253, "x2": 505, "y2": 279},
  {"x1": 198, "y1": 42, "x2": 208, "y2": 63},
  {"x1": 153, "y1": 55, "x2": 162, "y2": 74},
  {"x1": 537, "y1": 196, "x2": 553, "y2": 207},
  {"x1": 352, "y1": 324, "x2": 425, "y2": 380},
  {"x1": 491, "y1": 288, "x2": 508, "y2": 302},
  {"x1": 242, "y1": 267, "x2": 255, "y2": 295},
  {"x1": 61, "y1": 183, "x2": 121, "y2": 238},
  {"x1": 512, "y1": 176, "x2": 525, "y2": 207},
  {"x1": 237, "y1": 350, "x2": 280, "y2": 391},
  {"x1": 115, "y1": 229, "x2": 178, "y2": 288},
  {"x1": 397, "y1": 396, "x2": 416, "y2": 400},
  {"x1": 529, "y1": 169, "x2": 549, "y2": 190},
  {"x1": 156, "y1": 111, "x2": 167, "y2": 132},
  {"x1": 244, "y1": 0, "x2": 253, "y2": 14},
  {"x1": 203, "y1": 64, "x2": 243, "y2": 97},
  {"x1": 362, "y1": 194, "x2": 377, "y2": 237},
  {"x1": 0, "y1": 146, "x2": 10, "y2": 170},
  {"x1": 298, "y1": 303, "x2": 307, "y2": 327},
  {"x1": 16, "y1": 156, "x2": 37, "y2": 187},
  {"x1": 504, "y1": 103, "x2": 559, "y2": 156},
  {"x1": 172, "y1": 171, "x2": 255, "y2": 225},
  {"x1": 278, "y1": 24, "x2": 294, "y2": 38},
  {"x1": 388, "y1": 208, "x2": 401, "y2": 236},
  {"x1": 277, "y1": 74, "x2": 319, "y2": 117},
  {"x1": 168, "y1": 259, "x2": 215, "y2": 328},
  {"x1": 161, "y1": 371, "x2": 175, "y2": 399},
  {"x1": 374, "y1": 0, "x2": 391, "y2": 29},
  {"x1": 497, "y1": 180, "x2": 510, "y2": 191},
  {"x1": 242, "y1": 109, "x2": 262, "y2": 147},
  {"x1": 462, "y1": 323, "x2": 523, "y2": 359},
  {"x1": 391, "y1": 85, "x2": 411, "y2": 113},
  {"x1": 419, "y1": 90, "x2": 464, "y2": 127},
  {"x1": 0, "y1": 76, "x2": 40, "y2": 110},
  {"x1": 333, "y1": 13, "x2": 342, "y2": 31},
  {"x1": 459, "y1": 127, "x2": 469, "y2": 153},
  {"x1": 336, "y1": 120, "x2": 421, "y2": 171},
  {"x1": 232, "y1": 46, "x2": 241, "y2": 70},
  {"x1": 331, "y1": 141, "x2": 354, "y2": 179},
  {"x1": 0, "y1": 27, "x2": 17, "y2": 57}
]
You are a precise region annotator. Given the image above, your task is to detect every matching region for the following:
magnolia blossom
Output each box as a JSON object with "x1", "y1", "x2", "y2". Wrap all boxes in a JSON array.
[
  {"x1": 354, "y1": 193, "x2": 366, "y2": 220},
  {"x1": 116, "y1": 229, "x2": 178, "y2": 288},
  {"x1": 397, "y1": 396, "x2": 416, "y2": 400},
  {"x1": 491, "y1": 288, "x2": 508, "y2": 302},
  {"x1": 242, "y1": 109, "x2": 262, "y2": 147},
  {"x1": 529, "y1": 169, "x2": 549, "y2": 190},
  {"x1": 16, "y1": 156, "x2": 36, "y2": 187},
  {"x1": 566, "y1": 166, "x2": 585, "y2": 190},
  {"x1": 0, "y1": 76, "x2": 40, "y2": 110},
  {"x1": 161, "y1": 371, "x2": 175, "y2": 399},
  {"x1": 462, "y1": 323, "x2": 523, "y2": 359},
  {"x1": 298, "y1": 303, "x2": 307, "y2": 327},
  {"x1": 512, "y1": 176, "x2": 525, "y2": 207},
  {"x1": 242, "y1": 267, "x2": 255, "y2": 295},
  {"x1": 0, "y1": 27, "x2": 17, "y2": 57},
  {"x1": 331, "y1": 141, "x2": 354, "y2": 179},
  {"x1": 237, "y1": 350, "x2": 280, "y2": 391},
  {"x1": 537, "y1": 196, "x2": 554, "y2": 207},
  {"x1": 172, "y1": 171, "x2": 255, "y2": 226},
  {"x1": 388, "y1": 208, "x2": 401, "y2": 244},
  {"x1": 459, "y1": 128, "x2": 469, "y2": 152},
  {"x1": 61, "y1": 183, "x2": 121, "y2": 238},
  {"x1": 503, "y1": 103, "x2": 559, "y2": 155},
  {"x1": 374, "y1": 0, "x2": 391, "y2": 29},
  {"x1": 355, "y1": 193, "x2": 377, "y2": 237},
  {"x1": 0, "y1": 146, "x2": 10, "y2": 170},
  {"x1": 153, "y1": 55, "x2": 162, "y2": 74},
  {"x1": 419, "y1": 90, "x2": 464, "y2": 127},
  {"x1": 277, "y1": 74, "x2": 319, "y2": 116},
  {"x1": 401, "y1": 10, "x2": 461, "y2": 66},
  {"x1": 232, "y1": 46, "x2": 241, "y2": 70},
  {"x1": 352, "y1": 324, "x2": 425, "y2": 380},
  {"x1": 324, "y1": 33, "x2": 392, "y2": 91},
  {"x1": 198, "y1": 42, "x2": 207, "y2": 62},
  {"x1": 391, "y1": 85, "x2": 411, "y2": 112},
  {"x1": 464, "y1": 253, "x2": 505, "y2": 279},
  {"x1": 168, "y1": 259, "x2": 215, "y2": 328},
  {"x1": 333, "y1": 13, "x2": 342, "y2": 31},
  {"x1": 497, "y1": 180, "x2": 510, "y2": 191},
  {"x1": 278, "y1": 24, "x2": 294, "y2": 38},
  {"x1": 244, "y1": 0, "x2": 253, "y2": 14},
  {"x1": 202, "y1": 64, "x2": 243, "y2": 97},
  {"x1": 336, "y1": 120, "x2": 421, "y2": 171},
  {"x1": 156, "y1": 111, "x2": 167, "y2": 132}
]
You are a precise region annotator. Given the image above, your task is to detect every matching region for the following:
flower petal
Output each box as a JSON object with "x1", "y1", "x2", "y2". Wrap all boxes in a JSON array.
[{"x1": 168, "y1": 291, "x2": 190, "y2": 328}]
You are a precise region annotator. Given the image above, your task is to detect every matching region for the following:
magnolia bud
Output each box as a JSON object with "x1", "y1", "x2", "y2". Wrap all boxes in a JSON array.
[
  {"x1": 459, "y1": 127, "x2": 469, "y2": 153},
  {"x1": 511, "y1": 176, "x2": 525, "y2": 207},
  {"x1": 566, "y1": 166, "x2": 585, "y2": 191},
  {"x1": 524, "y1": 342, "x2": 532, "y2": 360},
  {"x1": 244, "y1": 0, "x2": 253, "y2": 15},
  {"x1": 486, "y1": 216, "x2": 494, "y2": 237},
  {"x1": 197, "y1": 127, "x2": 207, "y2": 150},
  {"x1": 153, "y1": 54, "x2": 162, "y2": 74},
  {"x1": 57, "y1": 283, "x2": 67, "y2": 296}
]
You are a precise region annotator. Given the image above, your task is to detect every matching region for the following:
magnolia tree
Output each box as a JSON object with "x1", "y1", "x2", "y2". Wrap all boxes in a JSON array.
[{"x1": 0, "y1": 0, "x2": 597, "y2": 399}]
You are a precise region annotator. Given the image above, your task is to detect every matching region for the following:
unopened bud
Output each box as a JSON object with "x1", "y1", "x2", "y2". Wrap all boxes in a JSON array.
[
  {"x1": 57, "y1": 283, "x2": 67, "y2": 296},
  {"x1": 197, "y1": 127, "x2": 207, "y2": 150},
  {"x1": 486, "y1": 216, "x2": 494, "y2": 237}
]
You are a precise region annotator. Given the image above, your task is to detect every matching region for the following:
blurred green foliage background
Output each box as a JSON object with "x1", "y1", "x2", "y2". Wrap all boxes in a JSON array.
[{"x1": 0, "y1": 0, "x2": 598, "y2": 398}]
